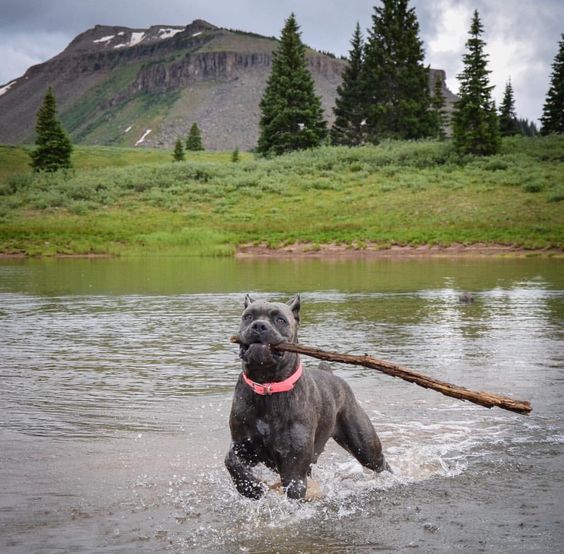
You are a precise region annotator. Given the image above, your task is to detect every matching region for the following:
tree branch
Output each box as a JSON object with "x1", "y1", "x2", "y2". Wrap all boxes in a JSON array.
[{"x1": 230, "y1": 337, "x2": 532, "y2": 415}]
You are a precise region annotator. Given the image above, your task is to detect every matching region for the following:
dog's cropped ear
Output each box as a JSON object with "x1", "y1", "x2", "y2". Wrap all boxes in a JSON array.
[
  {"x1": 244, "y1": 294, "x2": 256, "y2": 308},
  {"x1": 287, "y1": 294, "x2": 301, "y2": 323}
]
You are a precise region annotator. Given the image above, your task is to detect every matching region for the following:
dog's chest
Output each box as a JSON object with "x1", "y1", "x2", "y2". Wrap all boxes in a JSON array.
[
  {"x1": 252, "y1": 411, "x2": 289, "y2": 443},
  {"x1": 255, "y1": 418, "x2": 271, "y2": 440}
]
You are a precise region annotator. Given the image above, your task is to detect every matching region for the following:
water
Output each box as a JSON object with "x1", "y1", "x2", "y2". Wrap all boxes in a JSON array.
[{"x1": 1, "y1": 257, "x2": 563, "y2": 553}]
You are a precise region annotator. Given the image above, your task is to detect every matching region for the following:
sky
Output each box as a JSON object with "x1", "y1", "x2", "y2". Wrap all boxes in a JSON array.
[{"x1": 1, "y1": 0, "x2": 562, "y2": 123}]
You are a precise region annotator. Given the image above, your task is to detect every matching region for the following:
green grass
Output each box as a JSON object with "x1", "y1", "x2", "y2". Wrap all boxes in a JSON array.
[
  {"x1": 1, "y1": 136, "x2": 563, "y2": 256},
  {"x1": 0, "y1": 144, "x2": 239, "y2": 180}
]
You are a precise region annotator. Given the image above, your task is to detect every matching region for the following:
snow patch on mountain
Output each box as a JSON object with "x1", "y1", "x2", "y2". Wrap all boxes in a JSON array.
[
  {"x1": 115, "y1": 31, "x2": 145, "y2": 49},
  {"x1": 129, "y1": 32, "x2": 145, "y2": 46},
  {"x1": 0, "y1": 80, "x2": 16, "y2": 96},
  {"x1": 93, "y1": 35, "x2": 115, "y2": 44},
  {"x1": 135, "y1": 129, "x2": 152, "y2": 145},
  {"x1": 158, "y1": 28, "x2": 183, "y2": 39}
]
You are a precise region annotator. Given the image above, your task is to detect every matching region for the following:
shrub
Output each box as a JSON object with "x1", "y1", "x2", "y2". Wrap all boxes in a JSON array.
[
  {"x1": 522, "y1": 180, "x2": 544, "y2": 193},
  {"x1": 547, "y1": 188, "x2": 564, "y2": 202}
]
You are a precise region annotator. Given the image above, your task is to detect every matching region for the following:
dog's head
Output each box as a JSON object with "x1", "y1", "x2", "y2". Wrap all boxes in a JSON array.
[{"x1": 238, "y1": 294, "x2": 300, "y2": 371}]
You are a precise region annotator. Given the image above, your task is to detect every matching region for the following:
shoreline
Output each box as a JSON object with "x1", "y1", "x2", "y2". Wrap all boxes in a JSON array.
[
  {"x1": 0, "y1": 252, "x2": 114, "y2": 260},
  {"x1": 1, "y1": 243, "x2": 563, "y2": 260},
  {"x1": 235, "y1": 242, "x2": 564, "y2": 259}
]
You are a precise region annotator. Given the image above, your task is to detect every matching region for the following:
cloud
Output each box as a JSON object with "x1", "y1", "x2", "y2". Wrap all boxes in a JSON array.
[
  {"x1": 425, "y1": 0, "x2": 473, "y2": 93},
  {"x1": 423, "y1": 0, "x2": 564, "y2": 122},
  {"x1": 479, "y1": 0, "x2": 562, "y2": 122},
  {"x1": 426, "y1": 1, "x2": 471, "y2": 61},
  {"x1": 0, "y1": 47, "x2": 42, "y2": 86},
  {"x1": 0, "y1": 30, "x2": 69, "y2": 85}
]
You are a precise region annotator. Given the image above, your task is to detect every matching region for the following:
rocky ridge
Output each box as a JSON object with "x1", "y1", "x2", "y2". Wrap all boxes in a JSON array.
[{"x1": 0, "y1": 19, "x2": 457, "y2": 150}]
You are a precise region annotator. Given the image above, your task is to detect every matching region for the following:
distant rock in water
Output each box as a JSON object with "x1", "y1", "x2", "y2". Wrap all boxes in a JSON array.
[
  {"x1": 0, "y1": 19, "x2": 458, "y2": 150},
  {"x1": 458, "y1": 292, "x2": 475, "y2": 304}
]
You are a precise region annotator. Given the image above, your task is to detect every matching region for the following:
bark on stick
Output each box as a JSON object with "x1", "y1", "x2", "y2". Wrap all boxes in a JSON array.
[{"x1": 230, "y1": 337, "x2": 532, "y2": 415}]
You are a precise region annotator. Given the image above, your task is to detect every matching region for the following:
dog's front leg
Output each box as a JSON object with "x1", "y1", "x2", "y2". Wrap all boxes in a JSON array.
[
  {"x1": 281, "y1": 473, "x2": 307, "y2": 500},
  {"x1": 279, "y1": 456, "x2": 311, "y2": 500},
  {"x1": 225, "y1": 442, "x2": 266, "y2": 500}
]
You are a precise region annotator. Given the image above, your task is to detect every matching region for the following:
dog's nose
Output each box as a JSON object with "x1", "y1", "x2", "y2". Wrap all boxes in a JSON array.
[{"x1": 251, "y1": 321, "x2": 269, "y2": 333}]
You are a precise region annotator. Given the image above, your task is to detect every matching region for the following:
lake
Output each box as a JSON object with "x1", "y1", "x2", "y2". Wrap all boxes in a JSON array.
[{"x1": 1, "y1": 256, "x2": 563, "y2": 553}]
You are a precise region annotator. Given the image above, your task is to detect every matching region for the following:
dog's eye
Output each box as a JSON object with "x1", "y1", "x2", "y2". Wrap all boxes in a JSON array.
[
  {"x1": 243, "y1": 313, "x2": 253, "y2": 322},
  {"x1": 276, "y1": 317, "x2": 287, "y2": 325}
]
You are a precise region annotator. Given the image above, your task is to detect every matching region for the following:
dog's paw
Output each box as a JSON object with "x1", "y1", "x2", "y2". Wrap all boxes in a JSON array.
[
  {"x1": 304, "y1": 479, "x2": 322, "y2": 502},
  {"x1": 269, "y1": 479, "x2": 323, "y2": 501},
  {"x1": 236, "y1": 480, "x2": 267, "y2": 500},
  {"x1": 269, "y1": 480, "x2": 283, "y2": 493}
]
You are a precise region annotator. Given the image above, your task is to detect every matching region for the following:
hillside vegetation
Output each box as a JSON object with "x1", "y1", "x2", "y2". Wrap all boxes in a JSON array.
[{"x1": 0, "y1": 136, "x2": 563, "y2": 256}]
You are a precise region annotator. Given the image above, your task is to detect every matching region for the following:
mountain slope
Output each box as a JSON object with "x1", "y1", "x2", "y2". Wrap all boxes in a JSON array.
[{"x1": 0, "y1": 19, "x2": 457, "y2": 150}]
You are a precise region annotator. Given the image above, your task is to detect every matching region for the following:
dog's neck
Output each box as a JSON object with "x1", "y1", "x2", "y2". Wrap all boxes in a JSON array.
[
  {"x1": 242, "y1": 360, "x2": 303, "y2": 395},
  {"x1": 243, "y1": 352, "x2": 300, "y2": 384}
]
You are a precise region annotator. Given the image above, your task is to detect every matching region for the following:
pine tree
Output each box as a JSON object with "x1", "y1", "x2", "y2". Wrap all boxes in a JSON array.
[
  {"x1": 361, "y1": 0, "x2": 436, "y2": 142},
  {"x1": 517, "y1": 118, "x2": 538, "y2": 137},
  {"x1": 331, "y1": 23, "x2": 366, "y2": 146},
  {"x1": 173, "y1": 138, "x2": 185, "y2": 161},
  {"x1": 452, "y1": 10, "x2": 500, "y2": 156},
  {"x1": 231, "y1": 147, "x2": 240, "y2": 162},
  {"x1": 431, "y1": 73, "x2": 448, "y2": 140},
  {"x1": 29, "y1": 87, "x2": 73, "y2": 172},
  {"x1": 498, "y1": 79, "x2": 520, "y2": 136},
  {"x1": 186, "y1": 123, "x2": 204, "y2": 151},
  {"x1": 257, "y1": 13, "x2": 327, "y2": 155},
  {"x1": 541, "y1": 34, "x2": 564, "y2": 135}
]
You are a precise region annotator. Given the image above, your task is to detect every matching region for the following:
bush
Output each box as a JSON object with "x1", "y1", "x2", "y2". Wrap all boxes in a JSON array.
[
  {"x1": 1, "y1": 174, "x2": 33, "y2": 195},
  {"x1": 547, "y1": 188, "x2": 564, "y2": 202},
  {"x1": 522, "y1": 180, "x2": 544, "y2": 193}
]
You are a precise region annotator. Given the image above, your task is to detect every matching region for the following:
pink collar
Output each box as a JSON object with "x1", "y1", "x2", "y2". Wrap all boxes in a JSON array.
[{"x1": 242, "y1": 360, "x2": 303, "y2": 396}]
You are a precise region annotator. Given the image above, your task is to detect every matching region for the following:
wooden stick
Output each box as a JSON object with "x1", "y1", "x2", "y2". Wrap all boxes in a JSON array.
[{"x1": 230, "y1": 337, "x2": 532, "y2": 415}]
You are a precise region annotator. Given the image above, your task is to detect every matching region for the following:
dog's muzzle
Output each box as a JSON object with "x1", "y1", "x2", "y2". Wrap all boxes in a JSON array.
[{"x1": 239, "y1": 343, "x2": 285, "y2": 365}]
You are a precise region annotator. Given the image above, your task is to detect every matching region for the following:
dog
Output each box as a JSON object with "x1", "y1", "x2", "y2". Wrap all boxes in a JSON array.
[{"x1": 225, "y1": 294, "x2": 390, "y2": 500}]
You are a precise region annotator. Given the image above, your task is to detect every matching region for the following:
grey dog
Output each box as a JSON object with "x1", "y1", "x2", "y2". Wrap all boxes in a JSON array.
[{"x1": 225, "y1": 294, "x2": 390, "y2": 500}]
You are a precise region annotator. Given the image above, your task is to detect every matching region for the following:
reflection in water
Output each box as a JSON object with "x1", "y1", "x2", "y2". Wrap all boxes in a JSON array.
[{"x1": 0, "y1": 257, "x2": 563, "y2": 552}]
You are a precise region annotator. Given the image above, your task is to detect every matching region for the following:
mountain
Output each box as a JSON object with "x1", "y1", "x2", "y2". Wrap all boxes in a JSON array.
[{"x1": 0, "y1": 19, "x2": 458, "y2": 150}]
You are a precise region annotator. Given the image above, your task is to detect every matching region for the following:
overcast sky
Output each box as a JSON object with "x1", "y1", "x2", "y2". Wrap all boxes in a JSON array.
[{"x1": 1, "y1": 0, "x2": 562, "y2": 123}]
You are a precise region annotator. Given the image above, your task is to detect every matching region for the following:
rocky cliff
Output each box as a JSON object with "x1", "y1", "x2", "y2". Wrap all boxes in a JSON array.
[{"x1": 0, "y1": 19, "x2": 457, "y2": 150}]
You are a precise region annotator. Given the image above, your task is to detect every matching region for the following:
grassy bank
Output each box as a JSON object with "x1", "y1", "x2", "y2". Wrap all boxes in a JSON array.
[
  {"x1": 0, "y1": 144, "x2": 247, "y2": 183},
  {"x1": 0, "y1": 137, "x2": 563, "y2": 256}
]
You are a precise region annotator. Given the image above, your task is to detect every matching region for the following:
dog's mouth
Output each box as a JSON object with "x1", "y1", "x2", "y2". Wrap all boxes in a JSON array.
[{"x1": 239, "y1": 342, "x2": 284, "y2": 362}]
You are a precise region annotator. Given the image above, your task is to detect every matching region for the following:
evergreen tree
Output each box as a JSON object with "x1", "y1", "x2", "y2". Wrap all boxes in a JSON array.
[
  {"x1": 452, "y1": 10, "x2": 500, "y2": 156},
  {"x1": 517, "y1": 118, "x2": 538, "y2": 137},
  {"x1": 231, "y1": 147, "x2": 240, "y2": 162},
  {"x1": 431, "y1": 73, "x2": 448, "y2": 140},
  {"x1": 498, "y1": 79, "x2": 520, "y2": 136},
  {"x1": 29, "y1": 87, "x2": 73, "y2": 172},
  {"x1": 541, "y1": 34, "x2": 564, "y2": 135},
  {"x1": 186, "y1": 123, "x2": 204, "y2": 151},
  {"x1": 257, "y1": 13, "x2": 327, "y2": 155},
  {"x1": 331, "y1": 23, "x2": 366, "y2": 146},
  {"x1": 361, "y1": 0, "x2": 436, "y2": 141},
  {"x1": 173, "y1": 137, "x2": 185, "y2": 161}
]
